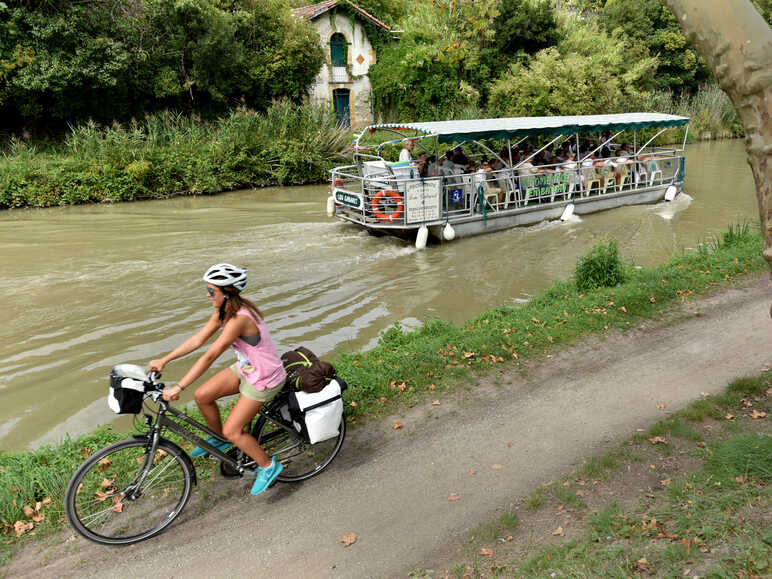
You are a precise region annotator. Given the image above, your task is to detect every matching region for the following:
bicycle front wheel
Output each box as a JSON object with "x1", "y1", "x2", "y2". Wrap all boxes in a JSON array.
[
  {"x1": 253, "y1": 416, "x2": 345, "y2": 482},
  {"x1": 65, "y1": 438, "x2": 194, "y2": 545}
]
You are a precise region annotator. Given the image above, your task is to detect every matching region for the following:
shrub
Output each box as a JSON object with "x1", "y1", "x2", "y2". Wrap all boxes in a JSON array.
[{"x1": 575, "y1": 239, "x2": 625, "y2": 292}]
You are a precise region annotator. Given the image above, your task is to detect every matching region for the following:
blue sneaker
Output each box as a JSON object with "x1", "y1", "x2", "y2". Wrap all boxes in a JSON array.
[
  {"x1": 191, "y1": 435, "x2": 232, "y2": 458},
  {"x1": 251, "y1": 457, "x2": 283, "y2": 495}
]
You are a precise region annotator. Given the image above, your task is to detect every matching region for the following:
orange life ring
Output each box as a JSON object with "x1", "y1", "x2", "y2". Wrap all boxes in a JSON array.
[
  {"x1": 372, "y1": 189, "x2": 404, "y2": 222},
  {"x1": 330, "y1": 178, "x2": 344, "y2": 193}
]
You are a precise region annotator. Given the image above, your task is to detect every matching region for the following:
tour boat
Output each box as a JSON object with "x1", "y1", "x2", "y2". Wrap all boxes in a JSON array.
[{"x1": 327, "y1": 113, "x2": 690, "y2": 247}]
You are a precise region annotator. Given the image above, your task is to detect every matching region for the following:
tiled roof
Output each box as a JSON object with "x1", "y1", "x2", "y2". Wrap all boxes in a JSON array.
[{"x1": 291, "y1": 0, "x2": 391, "y2": 31}]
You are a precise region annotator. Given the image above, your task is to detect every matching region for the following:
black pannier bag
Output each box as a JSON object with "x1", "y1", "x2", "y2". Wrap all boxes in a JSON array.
[
  {"x1": 280, "y1": 346, "x2": 336, "y2": 393},
  {"x1": 107, "y1": 364, "x2": 148, "y2": 414}
]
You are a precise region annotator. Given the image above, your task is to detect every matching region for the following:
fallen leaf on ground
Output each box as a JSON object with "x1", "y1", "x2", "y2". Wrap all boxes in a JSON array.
[
  {"x1": 448, "y1": 493, "x2": 460, "y2": 502},
  {"x1": 14, "y1": 521, "x2": 34, "y2": 537},
  {"x1": 491, "y1": 464, "x2": 503, "y2": 470},
  {"x1": 575, "y1": 490, "x2": 585, "y2": 497},
  {"x1": 656, "y1": 404, "x2": 667, "y2": 410},
  {"x1": 392, "y1": 421, "x2": 403, "y2": 430},
  {"x1": 696, "y1": 441, "x2": 707, "y2": 447},
  {"x1": 562, "y1": 481, "x2": 571, "y2": 487},
  {"x1": 648, "y1": 436, "x2": 668, "y2": 445},
  {"x1": 660, "y1": 478, "x2": 671, "y2": 487},
  {"x1": 22, "y1": 505, "x2": 34, "y2": 518},
  {"x1": 725, "y1": 413, "x2": 735, "y2": 420},
  {"x1": 42, "y1": 496, "x2": 51, "y2": 506},
  {"x1": 507, "y1": 442, "x2": 513, "y2": 448},
  {"x1": 111, "y1": 502, "x2": 123, "y2": 513},
  {"x1": 734, "y1": 475, "x2": 748, "y2": 484},
  {"x1": 379, "y1": 397, "x2": 389, "y2": 404},
  {"x1": 431, "y1": 400, "x2": 441, "y2": 406},
  {"x1": 637, "y1": 557, "x2": 648, "y2": 565},
  {"x1": 479, "y1": 548, "x2": 493, "y2": 556},
  {"x1": 749, "y1": 409, "x2": 766, "y2": 419},
  {"x1": 506, "y1": 535, "x2": 513, "y2": 541},
  {"x1": 97, "y1": 458, "x2": 112, "y2": 472},
  {"x1": 700, "y1": 391, "x2": 710, "y2": 397},
  {"x1": 462, "y1": 351, "x2": 475, "y2": 359},
  {"x1": 468, "y1": 469, "x2": 477, "y2": 476},
  {"x1": 552, "y1": 526, "x2": 565, "y2": 536},
  {"x1": 557, "y1": 505, "x2": 564, "y2": 511},
  {"x1": 100, "y1": 477, "x2": 114, "y2": 488},
  {"x1": 340, "y1": 532, "x2": 357, "y2": 547},
  {"x1": 349, "y1": 401, "x2": 358, "y2": 407}
]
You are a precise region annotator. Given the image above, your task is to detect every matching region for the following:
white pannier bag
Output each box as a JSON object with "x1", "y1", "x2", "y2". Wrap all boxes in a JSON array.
[{"x1": 287, "y1": 378, "x2": 345, "y2": 444}]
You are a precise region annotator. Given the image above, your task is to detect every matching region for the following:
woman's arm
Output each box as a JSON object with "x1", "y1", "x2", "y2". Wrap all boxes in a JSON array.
[
  {"x1": 169, "y1": 315, "x2": 248, "y2": 393},
  {"x1": 149, "y1": 311, "x2": 221, "y2": 373}
]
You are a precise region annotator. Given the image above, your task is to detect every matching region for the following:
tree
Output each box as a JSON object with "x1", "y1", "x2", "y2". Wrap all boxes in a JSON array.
[
  {"x1": 662, "y1": 1, "x2": 772, "y2": 271},
  {"x1": 599, "y1": 0, "x2": 710, "y2": 92}
]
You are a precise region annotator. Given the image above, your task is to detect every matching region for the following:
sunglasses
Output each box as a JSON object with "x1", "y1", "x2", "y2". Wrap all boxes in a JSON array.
[{"x1": 206, "y1": 287, "x2": 215, "y2": 297}]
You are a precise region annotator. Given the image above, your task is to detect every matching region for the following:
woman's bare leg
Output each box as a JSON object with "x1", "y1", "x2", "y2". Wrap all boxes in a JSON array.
[
  {"x1": 222, "y1": 396, "x2": 271, "y2": 468},
  {"x1": 193, "y1": 368, "x2": 240, "y2": 434}
]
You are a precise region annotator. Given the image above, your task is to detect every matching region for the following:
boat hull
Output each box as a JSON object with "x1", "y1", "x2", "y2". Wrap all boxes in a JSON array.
[{"x1": 336, "y1": 183, "x2": 678, "y2": 242}]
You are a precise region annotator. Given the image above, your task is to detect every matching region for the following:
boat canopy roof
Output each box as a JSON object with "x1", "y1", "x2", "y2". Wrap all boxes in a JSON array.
[{"x1": 362, "y1": 113, "x2": 690, "y2": 144}]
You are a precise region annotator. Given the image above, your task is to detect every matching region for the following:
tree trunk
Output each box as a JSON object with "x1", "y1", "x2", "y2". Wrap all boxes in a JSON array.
[{"x1": 663, "y1": 1, "x2": 772, "y2": 271}]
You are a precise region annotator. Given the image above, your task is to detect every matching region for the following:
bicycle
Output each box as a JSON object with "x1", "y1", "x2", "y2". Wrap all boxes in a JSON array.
[{"x1": 64, "y1": 370, "x2": 346, "y2": 545}]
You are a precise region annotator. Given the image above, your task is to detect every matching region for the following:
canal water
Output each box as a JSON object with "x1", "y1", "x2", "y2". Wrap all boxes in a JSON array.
[{"x1": 0, "y1": 139, "x2": 760, "y2": 451}]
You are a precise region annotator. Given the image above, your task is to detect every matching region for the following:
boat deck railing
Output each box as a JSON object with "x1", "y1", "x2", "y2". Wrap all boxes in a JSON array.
[{"x1": 331, "y1": 149, "x2": 685, "y2": 229}]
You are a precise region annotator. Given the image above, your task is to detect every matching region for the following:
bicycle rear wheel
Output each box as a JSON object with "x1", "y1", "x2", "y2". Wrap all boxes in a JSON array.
[
  {"x1": 65, "y1": 438, "x2": 194, "y2": 545},
  {"x1": 253, "y1": 416, "x2": 345, "y2": 482}
]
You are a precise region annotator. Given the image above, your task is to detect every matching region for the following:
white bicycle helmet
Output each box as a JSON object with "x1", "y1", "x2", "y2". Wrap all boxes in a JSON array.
[{"x1": 202, "y1": 263, "x2": 248, "y2": 291}]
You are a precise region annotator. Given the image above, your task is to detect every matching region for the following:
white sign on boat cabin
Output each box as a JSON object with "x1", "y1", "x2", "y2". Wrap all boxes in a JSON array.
[{"x1": 405, "y1": 179, "x2": 441, "y2": 224}]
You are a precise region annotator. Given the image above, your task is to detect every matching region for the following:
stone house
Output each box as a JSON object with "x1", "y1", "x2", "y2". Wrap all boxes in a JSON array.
[{"x1": 291, "y1": 1, "x2": 392, "y2": 128}]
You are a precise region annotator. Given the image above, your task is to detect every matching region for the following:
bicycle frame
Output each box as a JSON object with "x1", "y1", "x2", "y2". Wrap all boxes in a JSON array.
[{"x1": 139, "y1": 388, "x2": 303, "y2": 478}]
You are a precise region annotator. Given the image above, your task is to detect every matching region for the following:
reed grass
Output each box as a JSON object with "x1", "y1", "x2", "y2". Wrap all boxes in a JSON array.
[{"x1": 0, "y1": 102, "x2": 351, "y2": 209}]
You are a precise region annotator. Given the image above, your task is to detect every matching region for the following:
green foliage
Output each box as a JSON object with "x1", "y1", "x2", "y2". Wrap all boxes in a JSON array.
[
  {"x1": 0, "y1": 0, "x2": 324, "y2": 132},
  {"x1": 492, "y1": 0, "x2": 561, "y2": 60},
  {"x1": 488, "y1": 18, "x2": 656, "y2": 117},
  {"x1": 574, "y1": 239, "x2": 625, "y2": 292},
  {"x1": 0, "y1": 102, "x2": 350, "y2": 208},
  {"x1": 705, "y1": 433, "x2": 771, "y2": 482},
  {"x1": 597, "y1": 0, "x2": 710, "y2": 92},
  {"x1": 369, "y1": 34, "x2": 463, "y2": 121}
]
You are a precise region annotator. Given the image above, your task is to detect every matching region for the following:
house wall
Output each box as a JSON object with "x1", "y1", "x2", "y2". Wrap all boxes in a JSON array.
[{"x1": 308, "y1": 11, "x2": 376, "y2": 127}]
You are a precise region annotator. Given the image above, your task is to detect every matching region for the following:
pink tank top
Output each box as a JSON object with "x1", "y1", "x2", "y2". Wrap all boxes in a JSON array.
[{"x1": 231, "y1": 307, "x2": 286, "y2": 391}]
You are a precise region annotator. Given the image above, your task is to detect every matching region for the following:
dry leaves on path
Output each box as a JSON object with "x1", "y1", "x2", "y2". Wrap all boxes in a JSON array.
[
  {"x1": 448, "y1": 493, "x2": 461, "y2": 502},
  {"x1": 749, "y1": 409, "x2": 766, "y2": 419},
  {"x1": 479, "y1": 548, "x2": 493, "y2": 556},
  {"x1": 491, "y1": 464, "x2": 503, "y2": 470},
  {"x1": 340, "y1": 532, "x2": 357, "y2": 547},
  {"x1": 393, "y1": 421, "x2": 403, "y2": 430},
  {"x1": 648, "y1": 436, "x2": 668, "y2": 445},
  {"x1": 552, "y1": 526, "x2": 565, "y2": 536}
]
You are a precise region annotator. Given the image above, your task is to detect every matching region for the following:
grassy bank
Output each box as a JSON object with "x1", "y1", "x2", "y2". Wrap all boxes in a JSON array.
[
  {"x1": 0, "y1": 223, "x2": 766, "y2": 565},
  {"x1": 0, "y1": 101, "x2": 350, "y2": 209},
  {"x1": 426, "y1": 373, "x2": 770, "y2": 578}
]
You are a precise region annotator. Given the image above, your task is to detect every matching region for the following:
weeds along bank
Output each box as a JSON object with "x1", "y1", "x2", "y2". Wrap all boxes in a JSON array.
[
  {"x1": 0, "y1": 102, "x2": 351, "y2": 209},
  {"x1": 0, "y1": 223, "x2": 765, "y2": 561}
]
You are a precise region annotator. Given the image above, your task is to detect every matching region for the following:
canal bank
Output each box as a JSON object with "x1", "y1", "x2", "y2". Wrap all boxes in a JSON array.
[{"x1": 0, "y1": 139, "x2": 760, "y2": 452}]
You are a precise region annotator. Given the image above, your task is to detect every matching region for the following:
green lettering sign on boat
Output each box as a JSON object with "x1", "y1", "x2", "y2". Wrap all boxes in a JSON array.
[{"x1": 335, "y1": 191, "x2": 362, "y2": 208}]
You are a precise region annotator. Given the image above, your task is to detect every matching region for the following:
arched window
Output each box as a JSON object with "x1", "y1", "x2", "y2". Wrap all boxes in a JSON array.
[{"x1": 330, "y1": 33, "x2": 347, "y2": 67}]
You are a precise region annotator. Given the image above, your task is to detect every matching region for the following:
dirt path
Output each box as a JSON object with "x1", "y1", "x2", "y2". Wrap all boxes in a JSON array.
[{"x1": 11, "y1": 276, "x2": 772, "y2": 578}]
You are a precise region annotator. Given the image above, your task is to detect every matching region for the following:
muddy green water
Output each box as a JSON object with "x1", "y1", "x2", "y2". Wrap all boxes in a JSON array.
[{"x1": 0, "y1": 139, "x2": 760, "y2": 451}]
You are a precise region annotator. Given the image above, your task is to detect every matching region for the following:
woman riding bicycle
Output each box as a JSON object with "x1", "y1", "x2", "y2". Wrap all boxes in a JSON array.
[{"x1": 148, "y1": 263, "x2": 287, "y2": 495}]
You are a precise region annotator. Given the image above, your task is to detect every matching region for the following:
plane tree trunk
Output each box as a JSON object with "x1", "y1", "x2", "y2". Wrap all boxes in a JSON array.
[{"x1": 663, "y1": 1, "x2": 772, "y2": 270}]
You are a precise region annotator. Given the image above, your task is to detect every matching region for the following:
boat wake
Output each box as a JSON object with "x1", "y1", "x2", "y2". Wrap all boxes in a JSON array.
[{"x1": 652, "y1": 192, "x2": 693, "y2": 220}]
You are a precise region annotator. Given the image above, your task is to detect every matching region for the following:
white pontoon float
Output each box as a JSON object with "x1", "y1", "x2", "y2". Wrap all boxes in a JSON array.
[{"x1": 328, "y1": 113, "x2": 690, "y2": 247}]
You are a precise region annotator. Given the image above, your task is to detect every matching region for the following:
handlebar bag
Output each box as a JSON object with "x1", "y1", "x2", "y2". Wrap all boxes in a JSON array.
[
  {"x1": 107, "y1": 373, "x2": 145, "y2": 414},
  {"x1": 287, "y1": 377, "x2": 347, "y2": 443}
]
